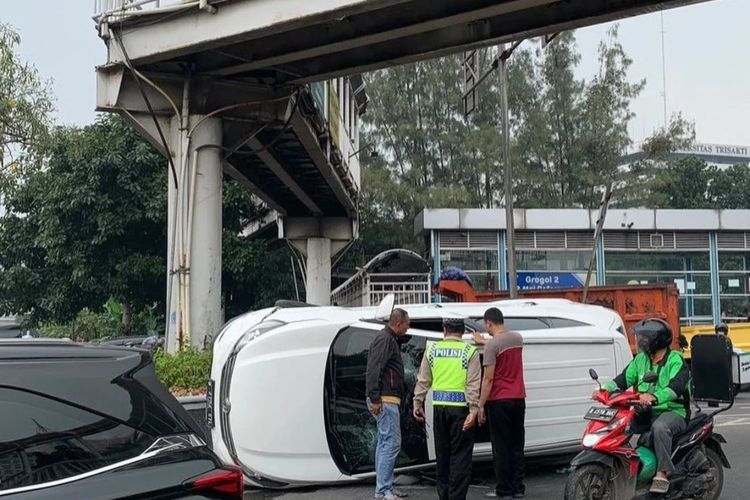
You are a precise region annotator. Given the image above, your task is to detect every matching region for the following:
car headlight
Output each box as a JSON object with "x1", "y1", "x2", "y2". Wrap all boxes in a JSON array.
[{"x1": 232, "y1": 319, "x2": 286, "y2": 354}]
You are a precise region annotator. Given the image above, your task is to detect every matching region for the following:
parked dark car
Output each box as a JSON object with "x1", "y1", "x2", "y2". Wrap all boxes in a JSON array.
[
  {"x1": 0, "y1": 324, "x2": 23, "y2": 339},
  {"x1": 0, "y1": 340, "x2": 242, "y2": 499},
  {"x1": 90, "y1": 335, "x2": 165, "y2": 350}
]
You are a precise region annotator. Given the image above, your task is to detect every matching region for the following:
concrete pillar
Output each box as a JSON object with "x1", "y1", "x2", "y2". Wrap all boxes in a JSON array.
[
  {"x1": 189, "y1": 117, "x2": 223, "y2": 348},
  {"x1": 306, "y1": 237, "x2": 332, "y2": 305},
  {"x1": 166, "y1": 115, "x2": 223, "y2": 351}
]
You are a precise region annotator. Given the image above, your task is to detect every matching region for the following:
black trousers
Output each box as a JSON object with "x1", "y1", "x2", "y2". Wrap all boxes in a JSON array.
[
  {"x1": 486, "y1": 399, "x2": 526, "y2": 497},
  {"x1": 434, "y1": 406, "x2": 475, "y2": 500},
  {"x1": 648, "y1": 411, "x2": 687, "y2": 475}
]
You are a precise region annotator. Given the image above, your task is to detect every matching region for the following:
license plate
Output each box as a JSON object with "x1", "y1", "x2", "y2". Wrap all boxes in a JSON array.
[
  {"x1": 584, "y1": 406, "x2": 618, "y2": 422},
  {"x1": 206, "y1": 379, "x2": 215, "y2": 429}
]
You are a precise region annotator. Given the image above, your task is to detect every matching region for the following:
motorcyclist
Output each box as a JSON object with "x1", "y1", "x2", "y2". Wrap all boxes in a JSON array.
[
  {"x1": 592, "y1": 319, "x2": 690, "y2": 495},
  {"x1": 716, "y1": 323, "x2": 729, "y2": 336}
]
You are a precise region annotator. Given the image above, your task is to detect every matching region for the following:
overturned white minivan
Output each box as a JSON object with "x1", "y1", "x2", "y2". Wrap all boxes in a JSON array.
[{"x1": 208, "y1": 298, "x2": 632, "y2": 488}]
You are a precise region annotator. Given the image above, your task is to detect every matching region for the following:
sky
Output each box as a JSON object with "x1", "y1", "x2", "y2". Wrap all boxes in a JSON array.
[{"x1": 2, "y1": 0, "x2": 749, "y2": 146}]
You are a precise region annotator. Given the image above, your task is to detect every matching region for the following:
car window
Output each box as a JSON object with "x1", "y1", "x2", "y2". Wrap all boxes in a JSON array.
[
  {"x1": 406, "y1": 319, "x2": 445, "y2": 332},
  {"x1": 502, "y1": 317, "x2": 550, "y2": 331},
  {"x1": 546, "y1": 317, "x2": 590, "y2": 328},
  {"x1": 0, "y1": 388, "x2": 153, "y2": 491},
  {"x1": 324, "y1": 327, "x2": 428, "y2": 475}
]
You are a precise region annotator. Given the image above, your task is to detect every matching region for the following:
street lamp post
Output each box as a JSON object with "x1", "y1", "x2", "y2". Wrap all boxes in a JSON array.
[{"x1": 500, "y1": 43, "x2": 517, "y2": 298}]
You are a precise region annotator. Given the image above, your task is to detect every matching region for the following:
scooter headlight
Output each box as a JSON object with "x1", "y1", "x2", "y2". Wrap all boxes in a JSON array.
[
  {"x1": 583, "y1": 433, "x2": 603, "y2": 447},
  {"x1": 582, "y1": 417, "x2": 626, "y2": 448}
]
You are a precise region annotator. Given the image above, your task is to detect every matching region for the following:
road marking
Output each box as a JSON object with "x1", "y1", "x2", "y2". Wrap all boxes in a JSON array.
[{"x1": 717, "y1": 417, "x2": 750, "y2": 427}]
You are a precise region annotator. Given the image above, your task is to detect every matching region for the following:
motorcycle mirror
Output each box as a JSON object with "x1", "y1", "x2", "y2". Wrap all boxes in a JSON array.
[
  {"x1": 588, "y1": 369, "x2": 599, "y2": 381},
  {"x1": 643, "y1": 372, "x2": 658, "y2": 384}
]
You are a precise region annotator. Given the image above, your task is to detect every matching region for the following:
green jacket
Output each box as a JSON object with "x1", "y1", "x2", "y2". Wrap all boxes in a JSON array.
[{"x1": 604, "y1": 349, "x2": 690, "y2": 418}]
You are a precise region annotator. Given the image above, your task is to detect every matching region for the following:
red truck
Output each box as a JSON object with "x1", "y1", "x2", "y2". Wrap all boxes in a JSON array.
[{"x1": 435, "y1": 280, "x2": 682, "y2": 354}]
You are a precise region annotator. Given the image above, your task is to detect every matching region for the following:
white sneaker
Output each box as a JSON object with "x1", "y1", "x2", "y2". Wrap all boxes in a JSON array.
[{"x1": 374, "y1": 492, "x2": 407, "y2": 500}]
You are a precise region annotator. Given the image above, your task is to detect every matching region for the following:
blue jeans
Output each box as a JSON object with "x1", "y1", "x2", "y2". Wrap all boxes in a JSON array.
[{"x1": 372, "y1": 402, "x2": 401, "y2": 495}]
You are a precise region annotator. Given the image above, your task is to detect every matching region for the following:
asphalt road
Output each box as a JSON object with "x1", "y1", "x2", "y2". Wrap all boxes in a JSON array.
[{"x1": 245, "y1": 393, "x2": 750, "y2": 500}]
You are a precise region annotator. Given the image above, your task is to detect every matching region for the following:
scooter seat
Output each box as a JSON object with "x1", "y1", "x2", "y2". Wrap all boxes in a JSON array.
[
  {"x1": 636, "y1": 412, "x2": 711, "y2": 448},
  {"x1": 674, "y1": 412, "x2": 711, "y2": 446}
]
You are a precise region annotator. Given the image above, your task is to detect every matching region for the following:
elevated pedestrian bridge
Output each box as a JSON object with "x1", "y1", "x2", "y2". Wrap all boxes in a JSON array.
[{"x1": 92, "y1": 0, "x2": 713, "y2": 347}]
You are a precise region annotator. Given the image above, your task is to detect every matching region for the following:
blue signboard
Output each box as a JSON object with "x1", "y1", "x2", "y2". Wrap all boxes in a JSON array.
[{"x1": 516, "y1": 272, "x2": 584, "y2": 290}]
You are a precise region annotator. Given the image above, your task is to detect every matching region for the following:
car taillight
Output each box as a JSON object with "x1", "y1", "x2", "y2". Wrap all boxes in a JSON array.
[{"x1": 186, "y1": 466, "x2": 244, "y2": 498}]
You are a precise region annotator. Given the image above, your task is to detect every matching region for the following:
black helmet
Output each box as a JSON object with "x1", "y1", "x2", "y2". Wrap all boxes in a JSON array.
[
  {"x1": 633, "y1": 318, "x2": 673, "y2": 355},
  {"x1": 716, "y1": 323, "x2": 729, "y2": 335}
]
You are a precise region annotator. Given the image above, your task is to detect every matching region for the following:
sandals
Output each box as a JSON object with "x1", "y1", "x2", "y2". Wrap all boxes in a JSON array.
[{"x1": 650, "y1": 477, "x2": 670, "y2": 494}]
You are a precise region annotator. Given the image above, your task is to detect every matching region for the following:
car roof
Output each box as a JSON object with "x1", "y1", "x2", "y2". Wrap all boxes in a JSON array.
[
  {"x1": 0, "y1": 339, "x2": 141, "y2": 359},
  {"x1": 0, "y1": 340, "x2": 203, "y2": 438}
]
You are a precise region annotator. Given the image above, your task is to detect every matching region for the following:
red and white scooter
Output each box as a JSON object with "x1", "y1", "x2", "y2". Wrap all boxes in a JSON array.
[{"x1": 564, "y1": 366, "x2": 731, "y2": 500}]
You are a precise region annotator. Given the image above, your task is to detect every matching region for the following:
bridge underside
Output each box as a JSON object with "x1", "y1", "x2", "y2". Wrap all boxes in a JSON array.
[
  {"x1": 104, "y1": 0, "x2": 710, "y2": 83},
  {"x1": 96, "y1": 68, "x2": 356, "y2": 218}
]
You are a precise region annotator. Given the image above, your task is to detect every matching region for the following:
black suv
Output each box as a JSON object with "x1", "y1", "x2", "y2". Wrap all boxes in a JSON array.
[{"x1": 0, "y1": 340, "x2": 243, "y2": 499}]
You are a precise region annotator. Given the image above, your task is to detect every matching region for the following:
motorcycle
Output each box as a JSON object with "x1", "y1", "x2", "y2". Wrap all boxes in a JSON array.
[{"x1": 563, "y1": 368, "x2": 731, "y2": 500}]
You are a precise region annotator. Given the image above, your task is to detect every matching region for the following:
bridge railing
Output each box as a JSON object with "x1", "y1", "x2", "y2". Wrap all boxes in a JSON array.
[{"x1": 94, "y1": 0, "x2": 199, "y2": 22}]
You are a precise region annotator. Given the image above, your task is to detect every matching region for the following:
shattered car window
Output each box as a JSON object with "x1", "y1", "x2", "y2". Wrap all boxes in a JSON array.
[{"x1": 324, "y1": 327, "x2": 428, "y2": 475}]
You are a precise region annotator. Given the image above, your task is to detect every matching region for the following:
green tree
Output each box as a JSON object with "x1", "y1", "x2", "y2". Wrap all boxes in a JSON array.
[
  {"x1": 353, "y1": 27, "x2": 652, "y2": 271},
  {"x1": 222, "y1": 181, "x2": 298, "y2": 317},
  {"x1": 0, "y1": 114, "x2": 297, "y2": 327},
  {"x1": 509, "y1": 32, "x2": 586, "y2": 207},
  {"x1": 345, "y1": 54, "x2": 497, "y2": 266},
  {"x1": 510, "y1": 28, "x2": 647, "y2": 208},
  {"x1": 709, "y1": 164, "x2": 750, "y2": 209},
  {"x1": 616, "y1": 115, "x2": 695, "y2": 208},
  {"x1": 0, "y1": 115, "x2": 167, "y2": 326},
  {"x1": 650, "y1": 156, "x2": 717, "y2": 209},
  {"x1": 0, "y1": 23, "x2": 54, "y2": 184},
  {"x1": 649, "y1": 156, "x2": 750, "y2": 210}
]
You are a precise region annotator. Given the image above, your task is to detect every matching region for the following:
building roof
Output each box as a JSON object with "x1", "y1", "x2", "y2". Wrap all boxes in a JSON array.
[{"x1": 415, "y1": 208, "x2": 750, "y2": 235}]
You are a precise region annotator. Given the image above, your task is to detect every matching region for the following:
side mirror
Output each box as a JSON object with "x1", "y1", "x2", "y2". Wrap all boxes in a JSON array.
[
  {"x1": 589, "y1": 369, "x2": 599, "y2": 381},
  {"x1": 643, "y1": 372, "x2": 659, "y2": 384}
]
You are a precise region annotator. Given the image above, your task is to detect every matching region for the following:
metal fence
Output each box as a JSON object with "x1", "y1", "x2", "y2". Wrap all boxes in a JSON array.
[
  {"x1": 369, "y1": 280, "x2": 431, "y2": 306},
  {"x1": 95, "y1": 0, "x2": 160, "y2": 15},
  {"x1": 332, "y1": 274, "x2": 430, "y2": 307},
  {"x1": 94, "y1": 0, "x2": 198, "y2": 21}
]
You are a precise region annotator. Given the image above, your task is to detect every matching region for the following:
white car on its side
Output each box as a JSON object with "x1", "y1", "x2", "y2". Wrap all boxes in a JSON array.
[{"x1": 207, "y1": 297, "x2": 632, "y2": 488}]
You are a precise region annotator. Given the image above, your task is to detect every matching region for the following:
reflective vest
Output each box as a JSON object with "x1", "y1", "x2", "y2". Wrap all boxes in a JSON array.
[{"x1": 427, "y1": 340, "x2": 476, "y2": 407}]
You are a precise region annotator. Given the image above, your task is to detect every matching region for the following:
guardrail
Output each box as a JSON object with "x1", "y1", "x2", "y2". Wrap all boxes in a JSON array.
[{"x1": 177, "y1": 395, "x2": 208, "y2": 439}]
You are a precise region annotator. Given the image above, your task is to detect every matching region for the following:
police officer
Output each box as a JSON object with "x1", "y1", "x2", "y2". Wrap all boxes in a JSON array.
[{"x1": 413, "y1": 318, "x2": 481, "y2": 500}]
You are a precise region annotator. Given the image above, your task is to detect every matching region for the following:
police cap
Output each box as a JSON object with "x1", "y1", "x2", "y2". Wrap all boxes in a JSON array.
[{"x1": 442, "y1": 318, "x2": 465, "y2": 333}]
